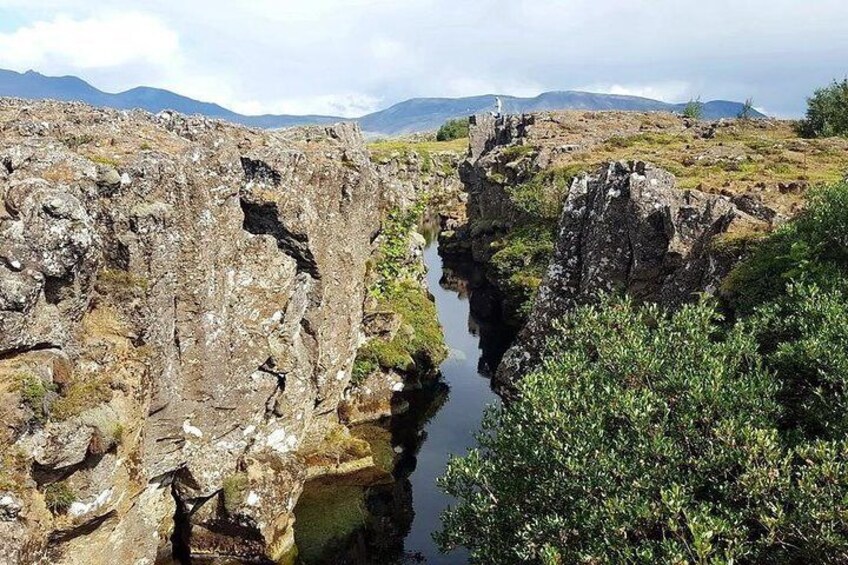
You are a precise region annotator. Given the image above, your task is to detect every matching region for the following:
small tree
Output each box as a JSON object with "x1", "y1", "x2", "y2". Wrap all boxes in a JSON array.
[
  {"x1": 798, "y1": 78, "x2": 848, "y2": 138},
  {"x1": 436, "y1": 118, "x2": 470, "y2": 141},
  {"x1": 682, "y1": 96, "x2": 703, "y2": 120},
  {"x1": 738, "y1": 97, "x2": 756, "y2": 120}
]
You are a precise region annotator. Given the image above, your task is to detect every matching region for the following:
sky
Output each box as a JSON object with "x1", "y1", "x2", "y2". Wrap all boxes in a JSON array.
[{"x1": 0, "y1": 1, "x2": 846, "y2": 118}]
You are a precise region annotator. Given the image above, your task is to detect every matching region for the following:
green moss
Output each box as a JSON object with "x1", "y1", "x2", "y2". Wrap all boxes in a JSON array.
[
  {"x1": 293, "y1": 482, "x2": 368, "y2": 564},
  {"x1": 501, "y1": 144, "x2": 535, "y2": 161},
  {"x1": 222, "y1": 473, "x2": 249, "y2": 513},
  {"x1": 89, "y1": 155, "x2": 120, "y2": 168},
  {"x1": 356, "y1": 281, "x2": 447, "y2": 376},
  {"x1": 51, "y1": 377, "x2": 112, "y2": 421},
  {"x1": 44, "y1": 482, "x2": 76, "y2": 514},
  {"x1": 490, "y1": 222, "x2": 557, "y2": 321},
  {"x1": 367, "y1": 138, "x2": 467, "y2": 164},
  {"x1": 351, "y1": 424, "x2": 394, "y2": 473}
]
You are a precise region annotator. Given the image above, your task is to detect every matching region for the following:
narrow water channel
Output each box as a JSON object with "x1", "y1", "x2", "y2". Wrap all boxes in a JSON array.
[
  {"x1": 293, "y1": 235, "x2": 515, "y2": 564},
  {"x1": 398, "y1": 240, "x2": 505, "y2": 563}
]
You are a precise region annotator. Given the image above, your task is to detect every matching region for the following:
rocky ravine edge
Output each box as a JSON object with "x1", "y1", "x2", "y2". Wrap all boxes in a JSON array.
[{"x1": 0, "y1": 99, "x2": 382, "y2": 563}]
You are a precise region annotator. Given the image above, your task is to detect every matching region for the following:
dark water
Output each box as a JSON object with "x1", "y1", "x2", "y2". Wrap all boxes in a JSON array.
[
  {"x1": 398, "y1": 242, "x2": 507, "y2": 563},
  {"x1": 292, "y1": 236, "x2": 515, "y2": 564}
]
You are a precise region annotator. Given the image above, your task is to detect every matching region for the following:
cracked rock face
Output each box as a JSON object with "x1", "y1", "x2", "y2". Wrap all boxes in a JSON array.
[
  {"x1": 496, "y1": 160, "x2": 769, "y2": 387},
  {"x1": 0, "y1": 99, "x2": 380, "y2": 563}
]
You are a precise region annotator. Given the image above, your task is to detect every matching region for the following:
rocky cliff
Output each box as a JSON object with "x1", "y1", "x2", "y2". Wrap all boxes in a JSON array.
[
  {"x1": 496, "y1": 160, "x2": 771, "y2": 386},
  {"x1": 0, "y1": 99, "x2": 382, "y2": 564},
  {"x1": 446, "y1": 112, "x2": 838, "y2": 388}
]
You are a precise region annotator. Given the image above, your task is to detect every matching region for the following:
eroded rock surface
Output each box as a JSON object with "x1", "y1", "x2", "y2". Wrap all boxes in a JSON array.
[
  {"x1": 496, "y1": 160, "x2": 769, "y2": 387},
  {"x1": 0, "y1": 99, "x2": 380, "y2": 564}
]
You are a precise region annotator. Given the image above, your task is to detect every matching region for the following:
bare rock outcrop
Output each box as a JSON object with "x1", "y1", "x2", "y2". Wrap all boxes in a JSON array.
[
  {"x1": 496, "y1": 160, "x2": 769, "y2": 387},
  {"x1": 0, "y1": 99, "x2": 380, "y2": 563}
]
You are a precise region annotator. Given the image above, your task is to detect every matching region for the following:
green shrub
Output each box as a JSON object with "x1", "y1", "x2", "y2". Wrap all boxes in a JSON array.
[
  {"x1": 44, "y1": 482, "x2": 76, "y2": 514},
  {"x1": 438, "y1": 181, "x2": 848, "y2": 564},
  {"x1": 682, "y1": 96, "x2": 704, "y2": 120},
  {"x1": 438, "y1": 296, "x2": 848, "y2": 564},
  {"x1": 436, "y1": 118, "x2": 470, "y2": 142},
  {"x1": 722, "y1": 182, "x2": 848, "y2": 313},
  {"x1": 506, "y1": 165, "x2": 581, "y2": 220},
  {"x1": 371, "y1": 202, "x2": 427, "y2": 297},
  {"x1": 798, "y1": 78, "x2": 848, "y2": 138}
]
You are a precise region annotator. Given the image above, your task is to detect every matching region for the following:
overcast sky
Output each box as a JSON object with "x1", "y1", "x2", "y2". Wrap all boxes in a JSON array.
[{"x1": 0, "y1": 0, "x2": 846, "y2": 118}]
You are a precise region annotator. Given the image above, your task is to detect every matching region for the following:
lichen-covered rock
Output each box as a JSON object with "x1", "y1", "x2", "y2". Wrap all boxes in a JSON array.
[
  {"x1": 0, "y1": 99, "x2": 380, "y2": 563},
  {"x1": 496, "y1": 161, "x2": 769, "y2": 387}
]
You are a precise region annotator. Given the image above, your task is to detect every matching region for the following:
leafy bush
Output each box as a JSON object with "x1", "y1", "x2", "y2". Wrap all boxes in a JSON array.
[
  {"x1": 439, "y1": 181, "x2": 848, "y2": 563},
  {"x1": 722, "y1": 182, "x2": 848, "y2": 313},
  {"x1": 798, "y1": 78, "x2": 848, "y2": 138},
  {"x1": 682, "y1": 97, "x2": 704, "y2": 120},
  {"x1": 436, "y1": 118, "x2": 470, "y2": 142},
  {"x1": 438, "y1": 296, "x2": 848, "y2": 564},
  {"x1": 506, "y1": 166, "x2": 580, "y2": 221}
]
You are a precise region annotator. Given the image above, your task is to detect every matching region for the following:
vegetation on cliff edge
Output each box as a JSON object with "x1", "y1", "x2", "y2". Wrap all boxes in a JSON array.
[{"x1": 438, "y1": 182, "x2": 848, "y2": 564}]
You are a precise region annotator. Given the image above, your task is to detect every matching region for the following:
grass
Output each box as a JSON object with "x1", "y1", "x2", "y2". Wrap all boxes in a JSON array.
[
  {"x1": 44, "y1": 481, "x2": 76, "y2": 514},
  {"x1": 501, "y1": 144, "x2": 536, "y2": 161},
  {"x1": 368, "y1": 137, "x2": 468, "y2": 162},
  {"x1": 88, "y1": 155, "x2": 121, "y2": 168},
  {"x1": 548, "y1": 122, "x2": 848, "y2": 211},
  {"x1": 50, "y1": 376, "x2": 112, "y2": 421},
  {"x1": 0, "y1": 447, "x2": 29, "y2": 494},
  {"x1": 14, "y1": 371, "x2": 52, "y2": 422}
]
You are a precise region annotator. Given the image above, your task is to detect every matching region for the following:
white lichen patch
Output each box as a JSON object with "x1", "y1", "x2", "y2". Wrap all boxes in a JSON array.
[
  {"x1": 69, "y1": 488, "x2": 113, "y2": 517},
  {"x1": 266, "y1": 427, "x2": 298, "y2": 453},
  {"x1": 182, "y1": 419, "x2": 203, "y2": 438}
]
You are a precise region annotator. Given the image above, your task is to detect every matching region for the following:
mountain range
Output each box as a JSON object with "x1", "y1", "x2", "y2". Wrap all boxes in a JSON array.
[{"x1": 0, "y1": 69, "x2": 764, "y2": 136}]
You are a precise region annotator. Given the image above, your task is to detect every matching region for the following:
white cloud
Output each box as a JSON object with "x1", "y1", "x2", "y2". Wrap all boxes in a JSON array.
[
  {"x1": 231, "y1": 93, "x2": 383, "y2": 118},
  {"x1": 579, "y1": 82, "x2": 694, "y2": 103},
  {"x1": 1, "y1": 0, "x2": 847, "y2": 117},
  {"x1": 0, "y1": 12, "x2": 180, "y2": 70}
]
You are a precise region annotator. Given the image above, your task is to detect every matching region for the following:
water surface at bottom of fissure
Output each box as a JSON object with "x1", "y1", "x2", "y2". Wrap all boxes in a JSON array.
[{"x1": 293, "y1": 238, "x2": 515, "y2": 564}]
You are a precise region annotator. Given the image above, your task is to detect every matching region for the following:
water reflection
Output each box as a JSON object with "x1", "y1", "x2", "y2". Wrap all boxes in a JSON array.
[{"x1": 293, "y1": 237, "x2": 515, "y2": 564}]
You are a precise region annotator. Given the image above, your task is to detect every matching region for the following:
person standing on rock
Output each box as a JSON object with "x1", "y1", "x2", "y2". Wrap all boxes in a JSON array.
[{"x1": 494, "y1": 96, "x2": 503, "y2": 118}]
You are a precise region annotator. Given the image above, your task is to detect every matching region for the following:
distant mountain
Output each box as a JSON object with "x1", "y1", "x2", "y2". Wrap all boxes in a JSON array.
[
  {"x1": 0, "y1": 69, "x2": 765, "y2": 136},
  {"x1": 358, "y1": 92, "x2": 765, "y2": 134},
  {"x1": 0, "y1": 69, "x2": 341, "y2": 129}
]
